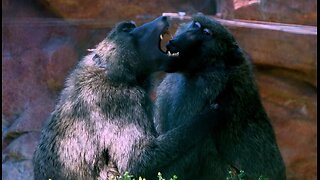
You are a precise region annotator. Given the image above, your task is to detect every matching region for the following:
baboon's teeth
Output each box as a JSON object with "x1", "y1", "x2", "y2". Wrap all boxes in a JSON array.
[
  {"x1": 160, "y1": 34, "x2": 163, "y2": 40},
  {"x1": 167, "y1": 51, "x2": 179, "y2": 57}
]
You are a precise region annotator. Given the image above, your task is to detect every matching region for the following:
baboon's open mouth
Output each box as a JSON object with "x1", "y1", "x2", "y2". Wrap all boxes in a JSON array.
[
  {"x1": 158, "y1": 28, "x2": 169, "y2": 53},
  {"x1": 159, "y1": 29, "x2": 180, "y2": 58}
]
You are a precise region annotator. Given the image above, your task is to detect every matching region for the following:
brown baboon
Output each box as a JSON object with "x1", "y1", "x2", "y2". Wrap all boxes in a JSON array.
[{"x1": 33, "y1": 16, "x2": 216, "y2": 180}]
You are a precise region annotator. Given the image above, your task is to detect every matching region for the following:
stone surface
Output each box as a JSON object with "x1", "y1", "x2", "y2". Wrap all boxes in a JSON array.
[
  {"x1": 233, "y1": 0, "x2": 261, "y2": 20},
  {"x1": 255, "y1": 70, "x2": 317, "y2": 180},
  {"x1": 227, "y1": 23, "x2": 317, "y2": 87},
  {"x1": 233, "y1": 0, "x2": 317, "y2": 26},
  {"x1": 3, "y1": 132, "x2": 41, "y2": 161},
  {"x1": 45, "y1": 43, "x2": 78, "y2": 91},
  {"x1": 34, "y1": 0, "x2": 319, "y2": 26},
  {"x1": 2, "y1": 48, "x2": 52, "y2": 132},
  {"x1": 2, "y1": 160, "x2": 34, "y2": 180},
  {"x1": 2, "y1": 132, "x2": 40, "y2": 180},
  {"x1": 211, "y1": 0, "x2": 235, "y2": 19},
  {"x1": 37, "y1": 0, "x2": 217, "y2": 21}
]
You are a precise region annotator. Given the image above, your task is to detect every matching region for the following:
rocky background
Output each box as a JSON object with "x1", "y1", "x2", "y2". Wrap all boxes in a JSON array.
[{"x1": 2, "y1": 0, "x2": 317, "y2": 179}]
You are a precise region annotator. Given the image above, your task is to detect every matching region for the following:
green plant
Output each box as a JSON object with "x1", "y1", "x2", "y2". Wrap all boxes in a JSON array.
[
  {"x1": 110, "y1": 171, "x2": 178, "y2": 180},
  {"x1": 226, "y1": 170, "x2": 269, "y2": 180},
  {"x1": 226, "y1": 169, "x2": 246, "y2": 180},
  {"x1": 258, "y1": 175, "x2": 270, "y2": 180},
  {"x1": 49, "y1": 169, "x2": 270, "y2": 180}
]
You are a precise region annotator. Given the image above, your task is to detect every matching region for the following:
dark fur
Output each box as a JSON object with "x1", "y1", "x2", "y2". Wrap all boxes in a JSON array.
[
  {"x1": 155, "y1": 14, "x2": 286, "y2": 180},
  {"x1": 33, "y1": 16, "x2": 215, "y2": 180}
]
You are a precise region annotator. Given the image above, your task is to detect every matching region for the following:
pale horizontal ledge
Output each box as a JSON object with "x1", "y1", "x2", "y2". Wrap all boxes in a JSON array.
[
  {"x1": 2, "y1": 18, "x2": 118, "y2": 27},
  {"x1": 3, "y1": 14, "x2": 317, "y2": 35},
  {"x1": 162, "y1": 13, "x2": 317, "y2": 35}
]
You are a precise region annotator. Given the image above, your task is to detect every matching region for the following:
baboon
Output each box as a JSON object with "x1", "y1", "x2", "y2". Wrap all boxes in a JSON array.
[
  {"x1": 155, "y1": 14, "x2": 286, "y2": 180},
  {"x1": 33, "y1": 16, "x2": 217, "y2": 180}
]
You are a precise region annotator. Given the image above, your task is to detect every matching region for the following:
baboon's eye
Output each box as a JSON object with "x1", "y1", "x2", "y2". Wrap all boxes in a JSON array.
[
  {"x1": 193, "y1": 21, "x2": 201, "y2": 29},
  {"x1": 203, "y1": 28, "x2": 212, "y2": 36}
]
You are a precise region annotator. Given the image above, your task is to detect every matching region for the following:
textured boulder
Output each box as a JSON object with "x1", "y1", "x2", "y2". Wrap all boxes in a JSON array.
[
  {"x1": 2, "y1": 48, "x2": 53, "y2": 133},
  {"x1": 233, "y1": 0, "x2": 317, "y2": 26},
  {"x1": 255, "y1": 71, "x2": 316, "y2": 180},
  {"x1": 224, "y1": 19, "x2": 317, "y2": 87},
  {"x1": 3, "y1": 131, "x2": 40, "y2": 180},
  {"x1": 45, "y1": 43, "x2": 78, "y2": 91},
  {"x1": 36, "y1": 0, "x2": 216, "y2": 21}
]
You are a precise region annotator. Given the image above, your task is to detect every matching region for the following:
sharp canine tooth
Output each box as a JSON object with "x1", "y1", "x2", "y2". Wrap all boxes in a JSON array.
[
  {"x1": 160, "y1": 34, "x2": 163, "y2": 40},
  {"x1": 167, "y1": 51, "x2": 180, "y2": 57}
]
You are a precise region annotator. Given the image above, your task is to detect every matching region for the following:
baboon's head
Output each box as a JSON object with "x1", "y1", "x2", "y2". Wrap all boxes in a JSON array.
[
  {"x1": 164, "y1": 14, "x2": 245, "y2": 73},
  {"x1": 101, "y1": 16, "x2": 174, "y2": 75}
]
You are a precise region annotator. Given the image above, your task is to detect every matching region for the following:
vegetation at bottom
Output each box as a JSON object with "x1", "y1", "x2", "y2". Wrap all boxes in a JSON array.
[
  {"x1": 226, "y1": 169, "x2": 269, "y2": 180},
  {"x1": 110, "y1": 170, "x2": 269, "y2": 180},
  {"x1": 110, "y1": 172, "x2": 177, "y2": 180}
]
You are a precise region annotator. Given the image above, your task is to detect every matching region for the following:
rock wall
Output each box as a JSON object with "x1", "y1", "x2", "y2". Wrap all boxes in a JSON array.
[
  {"x1": 2, "y1": 0, "x2": 317, "y2": 179},
  {"x1": 231, "y1": 0, "x2": 317, "y2": 26}
]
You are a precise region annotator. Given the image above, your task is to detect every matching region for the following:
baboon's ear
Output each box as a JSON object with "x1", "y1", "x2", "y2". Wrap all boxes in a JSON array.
[{"x1": 116, "y1": 21, "x2": 136, "y2": 32}]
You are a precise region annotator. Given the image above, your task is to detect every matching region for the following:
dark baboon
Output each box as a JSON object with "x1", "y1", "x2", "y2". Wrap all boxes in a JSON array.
[
  {"x1": 33, "y1": 16, "x2": 216, "y2": 180},
  {"x1": 155, "y1": 14, "x2": 286, "y2": 180}
]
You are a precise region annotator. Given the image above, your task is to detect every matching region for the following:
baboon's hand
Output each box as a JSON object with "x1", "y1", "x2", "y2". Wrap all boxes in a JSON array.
[{"x1": 209, "y1": 103, "x2": 219, "y2": 111}]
